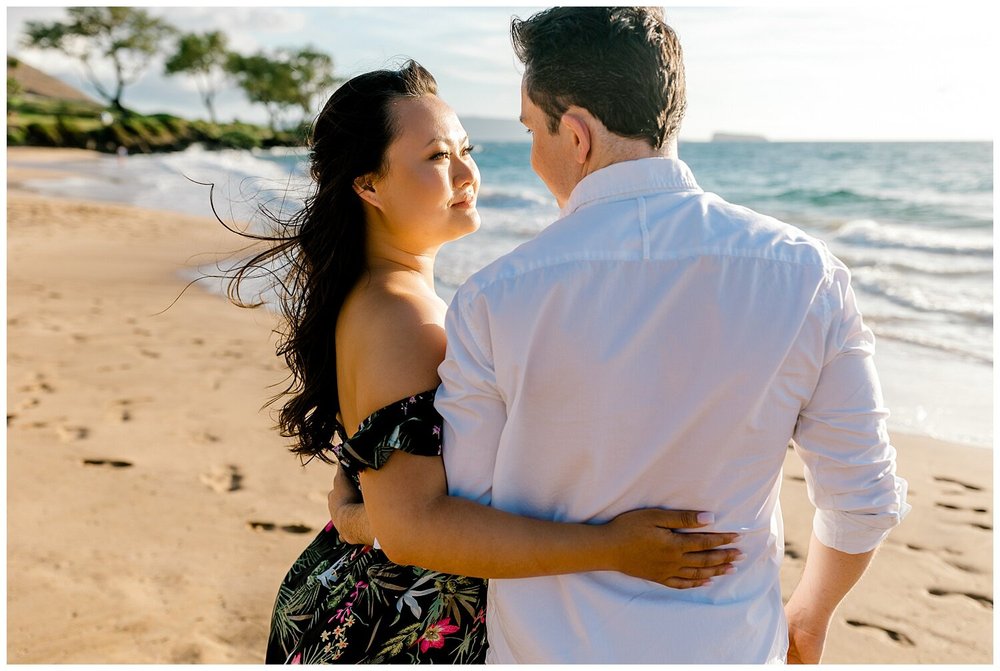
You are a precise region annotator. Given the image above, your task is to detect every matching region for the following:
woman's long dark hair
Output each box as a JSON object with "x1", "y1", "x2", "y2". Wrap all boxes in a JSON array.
[{"x1": 227, "y1": 60, "x2": 438, "y2": 464}]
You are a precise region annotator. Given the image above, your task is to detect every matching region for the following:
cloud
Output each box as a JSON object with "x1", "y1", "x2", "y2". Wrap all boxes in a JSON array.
[{"x1": 152, "y1": 7, "x2": 308, "y2": 35}]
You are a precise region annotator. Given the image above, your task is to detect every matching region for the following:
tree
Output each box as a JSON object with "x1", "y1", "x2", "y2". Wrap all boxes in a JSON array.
[
  {"x1": 8, "y1": 76, "x2": 24, "y2": 99},
  {"x1": 22, "y1": 7, "x2": 175, "y2": 115},
  {"x1": 164, "y1": 31, "x2": 229, "y2": 123},
  {"x1": 226, "y1": 51, "x2": 303, "y2": 132},
  {"x1": 286, "y1": 47, "x2": 339, "y2": 123},
  {"x1": 8, "y1": 57, "x2": 24, "y2": 99}
]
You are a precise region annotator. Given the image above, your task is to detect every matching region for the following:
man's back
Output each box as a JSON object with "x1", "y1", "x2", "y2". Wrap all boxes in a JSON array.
[{"x1": 436, "y1": 157, "x2": 906, "y2": 662}]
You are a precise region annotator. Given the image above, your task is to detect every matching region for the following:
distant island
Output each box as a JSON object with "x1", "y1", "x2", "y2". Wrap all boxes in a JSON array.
[
  {"x1": 461, "y1": 119, "x2": 777, "y2": 144},
  {"x1": 711, "y1": 132, "x2": 768, "y2": 143}
]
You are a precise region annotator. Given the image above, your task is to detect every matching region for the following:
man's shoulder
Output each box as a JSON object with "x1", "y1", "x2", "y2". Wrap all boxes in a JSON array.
[
  {"x1": 692, "y1": 191, "x2": 841, "y2": 270},
  {"x1": 452, "y1": 217, "x2": 575, "y2": 306},
  {"x1": 450, "y1": 242, "x2": 531, "y2": 310}
]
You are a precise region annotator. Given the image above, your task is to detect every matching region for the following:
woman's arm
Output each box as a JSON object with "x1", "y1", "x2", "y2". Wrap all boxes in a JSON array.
[
  {"x1": 329, "y1": 450, "x2": 740, "y2": 588},
  {"x1": 360, "y1": 450, "x2": 739, "y2": 587},
  {"x1": 339, "y1": 293, "x2": 740, "y2": 588}
]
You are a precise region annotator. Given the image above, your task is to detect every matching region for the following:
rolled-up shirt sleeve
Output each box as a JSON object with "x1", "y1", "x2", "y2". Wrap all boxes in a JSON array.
[
  {"x1": 435, "y1": 286, "x2": 507, "y2": 506},
  {"x1": 793, "y1": 264, "x2": 911, "y2": 554}
]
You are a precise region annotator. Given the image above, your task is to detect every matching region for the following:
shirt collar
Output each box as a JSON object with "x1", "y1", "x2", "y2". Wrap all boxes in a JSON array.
[{"x1": 560, "y1": 157, "x2": 702, "y2": 218}]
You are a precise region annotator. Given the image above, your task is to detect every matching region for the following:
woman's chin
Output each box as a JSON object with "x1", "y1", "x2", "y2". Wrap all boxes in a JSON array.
[{"x1": 450, "y1": 210, "x2": 481, "y2": 238}]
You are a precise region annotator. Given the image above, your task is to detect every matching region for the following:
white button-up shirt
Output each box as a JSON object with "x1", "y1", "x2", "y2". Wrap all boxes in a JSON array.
[{"x1": 436, "y1": 157, "x2": 909, "y2": 664}]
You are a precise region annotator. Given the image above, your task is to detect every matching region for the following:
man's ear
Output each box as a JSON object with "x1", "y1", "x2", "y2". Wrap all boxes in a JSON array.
[
  {"x1": 560, "y1": 111, "x2": 592, "y2": 165},
  {"x1": 353, "y1": 175, "x2": 382, "y2": 209}
]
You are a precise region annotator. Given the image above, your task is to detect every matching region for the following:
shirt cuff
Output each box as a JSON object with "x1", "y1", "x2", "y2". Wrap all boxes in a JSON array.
[{"x1": 812, "y1": 489, "x2": 912, "y2": 554}]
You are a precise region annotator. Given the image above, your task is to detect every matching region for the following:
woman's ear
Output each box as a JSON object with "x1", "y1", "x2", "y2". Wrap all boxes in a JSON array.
[{"x1": 353, "y1": 175, "x2": 382, "y2": 209}]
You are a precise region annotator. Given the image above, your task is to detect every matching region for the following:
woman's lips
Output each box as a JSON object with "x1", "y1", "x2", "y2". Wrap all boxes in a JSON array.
[{"x1": 450, "y1": 192, "x2": 476, "y2": 208}]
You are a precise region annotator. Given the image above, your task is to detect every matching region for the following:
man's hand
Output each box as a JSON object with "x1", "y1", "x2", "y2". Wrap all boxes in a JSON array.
[
  {"x1": 785, "y1": 611, "x2": 827, "y2": 664},
  {"x1": 606, "y1": 509, "x2": 742, "y2": 589},
  {"x1": 783, "y1": 533, "x2": 878, "y2": 663}
]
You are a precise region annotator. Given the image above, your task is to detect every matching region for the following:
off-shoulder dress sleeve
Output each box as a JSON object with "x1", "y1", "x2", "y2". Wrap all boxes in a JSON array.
[{"x1": 334, "y1": 390, "x2": 442, "y2": 475}]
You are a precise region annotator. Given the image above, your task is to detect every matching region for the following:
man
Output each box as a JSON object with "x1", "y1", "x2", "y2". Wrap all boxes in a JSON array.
[{"x1": 435, "y1": 6, "x2": 909, "y2": 664}]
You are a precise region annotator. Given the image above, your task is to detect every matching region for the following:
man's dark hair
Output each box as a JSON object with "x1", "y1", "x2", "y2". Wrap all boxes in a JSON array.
[{"x1": 511, "y1": 6, "x2": 686, "y2": 149}]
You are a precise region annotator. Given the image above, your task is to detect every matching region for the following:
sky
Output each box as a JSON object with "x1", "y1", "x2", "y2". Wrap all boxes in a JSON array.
[{"x1": 5, "y1": 3, "x2": 997, "y2": 141}]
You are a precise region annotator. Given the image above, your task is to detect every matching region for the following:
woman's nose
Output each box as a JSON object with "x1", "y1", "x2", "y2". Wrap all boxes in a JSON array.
[{"x1": 454, "y1": 155, "x2": 477, "y2": 189}]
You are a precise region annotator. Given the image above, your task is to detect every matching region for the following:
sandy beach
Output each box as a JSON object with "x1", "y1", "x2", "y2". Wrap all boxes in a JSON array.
[{"x1": 5, "y1": 147, "x2": 993, "y2": 664}]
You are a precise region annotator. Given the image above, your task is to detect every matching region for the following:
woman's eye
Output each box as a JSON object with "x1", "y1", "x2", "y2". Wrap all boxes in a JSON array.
[{"x1": 432, "y1": 145, "x2": 474, "y2": 160}]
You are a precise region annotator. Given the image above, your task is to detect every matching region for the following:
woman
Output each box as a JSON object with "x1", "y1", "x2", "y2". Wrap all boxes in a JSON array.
[{"x1": 228, "y1": 61, "x2": 740, "y2": 664}]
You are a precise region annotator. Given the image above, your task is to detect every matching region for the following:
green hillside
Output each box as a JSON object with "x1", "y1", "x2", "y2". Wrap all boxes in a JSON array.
[{"x1": 7, "y1": 56, "x2": 306, "y2": 153}]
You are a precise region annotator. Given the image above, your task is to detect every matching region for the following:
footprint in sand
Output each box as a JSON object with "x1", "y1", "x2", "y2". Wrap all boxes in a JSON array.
[
  {"x1": 57, "y1": 425, "x2": 90, "y2": 441},
  {"x1": 945, "y1": 559, "x2": 984, "y2": 574},
  {"x1": 784, "y1": 542, "x2": 802, "y2": 560},
  {"x1": 247, "y1": 521, "x2": 314, "y2": 534},
  {"x1": 845, "y1": 620, "x2": 916, "y2": 646},
  {"x1": 935, "y1": 501, "x2": 990, "y2": 514},
  {"x1": 933, "y1": 476, "x2": 983, "y2": 492},
  {"x1": 200, "y1": 464, "x2": 244, "y2": 493},
  {"x1": 82, "y1": 458, "x2": 133, "y2": 468},
  {"x1": 17, "y1": 397, "x2": 41, "y2": 412},
  {"x1": 107, "y1": 399, "x2": 135, "y2": 422},
  {"x1": 169, "y1": 644, "x2": 204, "y2": 664},
  {"x1": 901, "y1": 540, "x2": 967, "y2": 558},
  {"x1": 902, "y1": 540, "x2": 988, "y2": 573},
  {"x1": 192, "y1": 429, "x2": 221, "y2": 444},
  {"x1": 928, "y1": 588, "x2": 993, "y2": 609},
  {"x1": 21, "y1": 374, "x2": 55, "y2": 395}
]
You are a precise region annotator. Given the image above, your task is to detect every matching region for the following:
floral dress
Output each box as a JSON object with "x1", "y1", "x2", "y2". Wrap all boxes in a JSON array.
[{"x1": 265, "y1": 391, "x2": 489, "y2": 664}]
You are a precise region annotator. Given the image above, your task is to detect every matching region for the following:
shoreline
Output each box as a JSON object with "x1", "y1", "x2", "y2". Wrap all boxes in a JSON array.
[
  {"x1": 5, "y1": 147, "x2": 993, "y2": 663},
  {"x1": 8, "y1": 145, "x2": 992, "y2": 451}
]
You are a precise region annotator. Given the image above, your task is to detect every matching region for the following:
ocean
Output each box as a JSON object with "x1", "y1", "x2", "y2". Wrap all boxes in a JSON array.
[{"x1": 19, "y1": 140, "x2": 993, "y2": 448}]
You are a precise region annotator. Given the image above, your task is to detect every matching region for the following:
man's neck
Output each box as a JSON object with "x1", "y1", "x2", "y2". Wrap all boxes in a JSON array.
[{"x1": 584, "y1": 136, "x2": 678, "y2": 178}]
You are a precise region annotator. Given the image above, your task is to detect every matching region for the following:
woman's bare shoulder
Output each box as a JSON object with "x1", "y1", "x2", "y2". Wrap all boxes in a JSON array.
[{"x1": 338, "y1": 278, "x2": 446, "y2": 423}]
